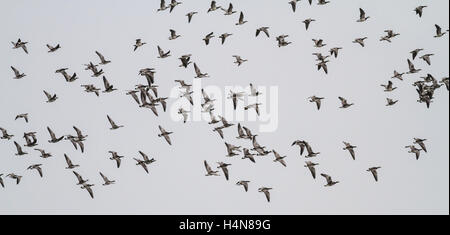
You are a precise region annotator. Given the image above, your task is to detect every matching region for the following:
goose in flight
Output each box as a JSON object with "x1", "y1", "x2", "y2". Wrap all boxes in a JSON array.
[
  {"x1": 304, "y1": 161, "x2": 319, "y2": 179},
  {"x1": 329, "y1": 47, "x2": 343, "y2": 58},
  {"x1": 11, "y1": 66, "x2": 26, "y2": 79},
  {"x1": 339, "y1": 97, "x2": 354, "y2": 109},
  {"x1": 242, "y1": 148, "x2": 256, "y2": 163},
  {"x1": 316, "y1": 60, "x2": 329, "y2": 74},
  {"x1": 303, "y1": 18, "x2": 315, "y2": 30},
  {"x1": 95, "y1": 51, "x2": 111, "y2": 65},
  {"x1": 101, "y1": 76, "x2": 117, "y2": 93},
  {"x1": 81, "y1": 84, "x2": 101, "y2": 97},
  {"x1": 64, "y1": 154, "x2": 79, "y2": 169},
  {"x1": 317, "y1": 0, "x2": 330, "y2": 6},
  {"x1": 11, "y1": 38, "x2": 28, "y2": 54},
  {"x1": 169, "y1": 29, "x2": 181, "y2": 40},
  {"x1": 434, "y1": 24, "x2": 448, "y2": 38},
  {"x1": 252, "y1": 136, "x2": 271, "y2": 156},
  {"x1": 0, "y1": 127, "x2": 14, "y2": 140},
  {"x1": 62, "y1": 71, "x2": 79, "y2": 82},
  {"x1": 312, "y1": 39, "x2": 327, "y2": 48},
  {"x1": 233, "y1": 55, "x2": 248, "y2": 66},
  {"x1": 0, "y1": 174, "x2": 4, "y2": 188},
  {"x1": 256, "y1": 27, "x2": 270, "y2": 38},
  {"x1": 213, "y1": 126, "x2": 225, "y2": 139},
  {"x1": 405, "y1": 145, "x2": 423, "y2": 160},
  {"x1": 229, "y1": 90, "x2": 246, "y2": 110},
  {"x1": 14, "y1": 141, "x2": 27, "y2": 156},
  {"x1": 100, "y1": 172, "x2": 115, "y2": 186},
  {"x1": 392, "y1": 71, "x2": 405, "y2": 81},
  {"x1": 158, "y1": 125, "x2": 173, "y2": 145},
  {"x1": 219, "y1": 33, "x2": 233, "y2": 45},
  {"x1": 46, "y1": 44, "x2": 60, "y2": 53},
  {"x1": 276, "y1": 35, "x2": 292, "y2": 47},
  {"x1": 134, "y1": 152, "x2": 156, "y2": 174},
  {"x1": 35, "y1": 149, "x2": 52, "y2": 159},
  {"x1": 353, "y1": 37, "x2": 368, "y2": 47},
  {"x1": 157, "y1": 0, "x2": 169, "y2": 12},
  {"x1": 357, "y1": 8, "x2": 370, "y2": 22},
  {"x1": 305, "y1": 142, "x2": 320, "y2": 158},
  {"x1": 381, "y1": 81, "x2": 397, "y2": 92},
  {"x1": 343, "y1": 142, "x2": 357, "y2": 160},
  {"x1": 237, "y1": 123, "x2": 250, "y2": 140},
  {"x1": 47, "y1": 127, "x2": 64, "y2": 143},
  {"x1": 407, "y1": 59, "x2": 421, "y2": 74},
  {"x1": 289, "y1": 0, "x2": 300, "y2": 12},
  {"x1": 157, "y1": 46, "x2": 171, "y2": 58},
  {"x1": 66, "y1": 136, "x2": 85, "y2": 153},
  {"x1": 414, "y1": 6, "x2": 427, "y2": 18},
  {"x1": 169, "y1": 0, "x2": 182, "y2": 13},
  {"x1": 43, "y1": 90, "x2": 58, "y2": 103},
  {"x1": 194, "y1": 63, "x2": 209, "y2": 78},
  {"x1": 419, "y1": 54, "x2": 434, "y2": 66},
  {"x1": 236, "y1": 12, "x2": 247, "y2": 25},
  {"x1": 24, "y1": 132, "x2": 38, "y2": 147},
  {"x1": 440, "y1": 77, "x2": 449, "y2": 91},
  {"x1": 175, "y1": 80, "x2": 192, "y2": 90},
  {"x1": 204, "y1": 160, "x2": 219, "y2": 176},
  {"x1": 225, "y1": 143, "x2": 242, "y2": 157},
  {"x1": 220, "y1": 116, "x2": 235, "y2": 129},
  {"x1": 6, "y1": 173, "x2": 22, "y2": 185},
  {"x1": 236, "y1": 181, "x2": 250, "y2": 192},
  {"x1": 292, "y1": 140, "x2": 308, "y2": 156},
  {"x1": 207, "y1": 1, "x2": 221, "y2": 13},
  {"x1": 272, "y1": 150, "x2": 287, "y2": 167},
  {"x1": 249, "y1": 83, "x2": 262, "y2": 97},
  {"x1": 222, "y1": 3, "x2": 236, "y2": 15},
  {"x1": 367, "y1": 167, "x2": 381, "y2": 182},
  {"x1": 186, "y1": 12, "x2": 198, "y2": 23},
  {"x1": 15, "y1": 113, "x2": 28, "y2": 123},
  {"x1": 244, "y1": 103, "x2": 262, "y2": 116},
  {"x1": 217, "y1": 162, "x2": 231, "y2": 181},
  {"x1": 27, "y1": 164, "x2": 43, "y2": 178},
  {"x1": 73, "y1": 171, "x2": 88, "y2": 185},
  {"x1": 178, "y1": 54, "x2": 192, "y2": 68},
  {"x1": 107, "y1": 115, "x2": 124, "y2": 130},
  {"x1": 309, "y1": 96, "x2": 324, "y2": 110},
  {"x1": 410, "y1": 49, "x2": 424, "y2": 60},
  {"x1": 109, "y1": 151, "x2": 124, "y2": 168},
  {"x1": 413, "y1": 138, "x2": 428, "y2": 153},
  {"x1": 133, "y1": 39, "x2": 146, "y2": 51},
  {"x1": 73, "y1": 126, "x2": 88, "y2": 141},
  {"x1": 81, "y1": 183, "x2": 94, "y2": 199},
  {"x1": 178, "y1": 108, "x2": 190, "y2": 123},
  {"x1": 321, "y1": 174, "x2": 339, "y2": 187},
  {"x1": 258, "y1": 187, "x2": 272, "y2": 202},
  {"x1": 203, "y1": 32, "x2": 215, "y2": 45},
  {"x1": 386, "y1": 98, "x2": 399, "y2": 106}
]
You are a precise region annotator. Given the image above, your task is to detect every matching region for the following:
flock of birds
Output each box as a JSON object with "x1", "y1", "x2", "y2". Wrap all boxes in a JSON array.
[{"x1": 1, "y1": 0, "x2": 449, "y2": 203}]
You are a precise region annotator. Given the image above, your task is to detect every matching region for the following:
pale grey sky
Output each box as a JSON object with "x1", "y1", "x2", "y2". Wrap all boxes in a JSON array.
[{"x1": 0, "y1": 0, "x2": 449, "y2": 215}]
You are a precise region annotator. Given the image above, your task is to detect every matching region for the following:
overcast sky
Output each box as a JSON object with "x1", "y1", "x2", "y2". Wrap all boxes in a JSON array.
[{"x1": 0, "y1": 0, "x2": 449, "y2": 215}]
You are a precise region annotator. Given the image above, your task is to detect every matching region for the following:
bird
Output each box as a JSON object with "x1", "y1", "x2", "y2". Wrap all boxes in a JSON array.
[
  {"x1": 169, "y1": 0, "x2": 182, "y2": 13},
  {"x1": 353, "y1": 37, "x2": 368, "y2": 47},
  {"x1": 316, "y1": 60, "x2": 329, "y2": 74},
  {"x1": 134, "y1": 153, "x2": 156, "y2": 174},
  {"x1": 43, "y1": 90, "x2": 58, "y2": 103},
  {"x1": 0, "y1": 127, "x2": 14, "y2": 140},
  {"x1": 329, "y1": 47, "x2": 343, "y2": 58},
  {"x1": 229, "y1": 90, "x2": 246, "y2": 110},
  {"x1": 178, "y1": 108, "x2": 190, "y2": 123},
  {"x1": 256, "y1": 27, "x2": 270, "y2": 38},
  {"x1": 81, "y1": 183, "x2": 95, "y2": 199},
  {"x1": 133, "y1": 39, "x2": 147, "y2": 51},
  {"x1": 107, "y1": 115, "x2": 124, "y2": 130},
  {"x1": 158, "y1": 125, "x2": 173, "y2": 145},
  {"x1": 236, "y1": 12, "x2": 248, "y2": 25},
  {"x1": 407, "y1": 59, "x2": 421, "y2": 74},
  {"x1": 292, "y1": 140, "x2": 308, "y2": 156},
  {"x1": 11, "y1": 66, "x2": 26, "y2": 79},
  {"x1": 392, "y1": 71, "x2": 405, "y2": 81},
  {"x1": 64, "y1": 154, "x2": 79, "y2": 169},
  {"x1": 219, "y1": 33, "x2": 233, "y2": 45},
  {"x1": 405, "y1": 145, "x2": 423, "y2": 160},
  {"x1": 305, "y1": 142, "x2": 320, "y2": 158},
  {"x1": 46, "y1": 44, "x2": 61, "y2": 53},
  {"x1": 233, "y1": 55, "x2": 248, "y2": 66},
  {"x1": 157, "y1": 0, "x2": 169, "y2": 12},
  {"x1": 204, "y1": 161, "x2": 220, "y2": 176},
  {"x1": 317, "y1": 0, "x2": 330, "y2": 6},
  {"x1": 169, "y1": 29, "x2": 181, "y2": 40},
  {"x1": 207, "y1": 1, "x2": 221, "y2": 13},
  {"x1": 434, "y1": 24, "x2": 448, "y2": 38},
  {"x1": 225, "y1": 143, "x2": 242, "y2": 157},
  {"x1": 222, "y1": 3, "x2": 236, "y2": 15},
  {"x1": 357, "y1": 8, "x2": 370, "y2": 22},
  {"x1": 304, "y1": 161, "x2": 319, "y2": 179},
  {"x1": 414, "y1": 6, "x2": 427, "y2": 18},
  {"x1": 6, "y1": 173, "x2": 22, "y2": 185},
  {"x1": 35, "y1": 149, "x2": 52, "y2": 159},
  {"x1": 213, "y1": 126, "x2": 225, "y2": 139},
  {"x1": 102, "y1": 76, "x2": 117, "y2": 93},
  {"x1": 386, "y1": 98, "x2": 399, "y2": 106},
  {"x1": 414, "y1": 138, "x2": 428, "y2": 153},
  {"x1": 236, "y1": 181, "x2": 250, "y2": 192},
  {"x1": 178, "y1": 54, "x2": 193, "y2": 68},
  {"x1": 109, "y1": 151, "x2": 124, "y2": 168},
  {"x1": 194, "y1": 63, "x2": 209, "y2": 78},
  {"x1": 410, "y1": 49, "x2": 424, "y2": 60},
  {"x1": 73, "y1": 171, "x2": 88, "y2": 185},
  {"x1": 186, "y1": 12, "x2": 198, "y2": 23},
  {"x1": 367, "y1": 167, "x2": 381, "y2": 182},
  {"x1": 252, "y1": 136, "x2": 271, "y2": 156},
  {"x1": 95, "y1": 51, "x2": 111, "y2": 65},
  {"x1": 11, "y1": 38, "x2": 28, "y2": 54},
  {"x1": 272, "y1": 150, "x2": 287, "y2": 167},
  {"x1": 419, "y1": 54, "x2": 434, "y2": 66},
  {"x1": 27, "y1": 164, "x2": 43, "y2": 178},
  {"x1": 339, "y1": 97, "x2": 354, "y2": 109},
  {"x1": 100, "y1": 172, "x2": 115, "y2": 186},
  {"x1": 217, "y1": 162, "x2": 231, "y2": 181},
  {"x1": 242, "y1": 148, "x2": 256, "y2": 163},
  {"x1": 343, "y1": 142, "x2": 357, "y2": 160},
  {"x1": 157, "y1": 46, "x2": 171, "y2": 58},
  {"x1": 288, "y1": 0, "x2": 300, "y2": 13},
  {"x1": 14, "y1": 141, "x2": 27, "y2": 156},
  {"x1": 309, "y1": 96, "x2": 324, "y2": 110},
  {"x1": 440, "y1": 77, "x2": 449, "y2": 91},
  {"x1": 303, "y1": 18, "x2": 315, "y2": 30},
  {"x1": 249, "y1": 83, "x2": 262, "y2": 97},
  {"x1": 47, "y1": 127, "x2": 64, "y2": 143},
  {"x1": 312, "y1": 39, "x2": 326, "y2": 48},
  {"x1": 321, "y1": 174, "x2": 339, "y2": 187},
  {"x1": 381, "y1": 81, "x2": 397, "y2": 92},
  {"x1": 203, "y1": 32, "x2": 215, "y2": 45},
  {"x1": 258, "y1": 187, "x2": 272, "y2": 202},
  {"x1": 0, "y1": 174, "x2": 4, "y2": 188}
]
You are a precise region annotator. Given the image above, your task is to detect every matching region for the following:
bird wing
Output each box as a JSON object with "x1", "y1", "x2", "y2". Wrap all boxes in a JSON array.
[
  {"x1": 95, "y1": 51, "x2": 105, "y2": 62},
  {"x1": 264, "y1": 190, "x2": 271, "y2": 202},
  {"x1": 86, "y1": 186, "x2": 94, "y2": 199},
  {"x1": 371, "y1": 170, "x2": 378, "y2": 182},
  {"x1": 222, "y1": 167, "x2": 229, "y2": 180},
  {"x1": 14, "y1": 141, "x2": 23, "y2": 153},
  {"x1": 435, "y1": 24, "x2": 442, "y2": 35},
  {"x1": 164, "y1": 134, "x2": 172, "y2": 145},
  {"x1": 349, "y1": 148, "x2": 356, "y2": 160},
  {"x1": 107, "y1": 115, "x2": 117, "y2": 128}
]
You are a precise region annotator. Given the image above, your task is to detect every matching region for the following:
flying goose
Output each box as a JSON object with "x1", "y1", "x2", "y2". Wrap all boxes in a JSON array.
[
  {"x1": 309, "y1": 96, "x2": 324, "y2": 110},
  {"x1": 100, "y1": 172, "x2": 115, "y2": 186},
  {"x1": 217, "y1": 162, "x2": 231, "y2": 181},
  {"x1": 109, "y1": 151, "x2": 124, "y2": 168},
  {"x1": 47, "y1": 127, "x2": 64, "y2": 143},
  {"x1": 440, "y1": 77, "x2": 449, "y2": 91},
  {"x1": 213, "y1": 126, "x2": 225, "y2": 139},
  {"x1": 175, "y1": 80, "x2": 192, "y2": 90},
  {"x1": 434, "y1": 24, "x2": 448, "y2": 38},
  {"x1": 13, "y1": 141, "x2": 27, "y2": 156},
  {"x1": 23, "y1": 132, "x2": 38, "y2": 147},
  {"x1": 11, "y1": 38, "x2": 28, "y2": 54},
  {"x1": 413, "y1": 138, "x2": 428, "y2": 153},
  {"x1": 225, "y1": 142, "x2": 242, "y2": 157},
  {"x1": 81, "y1": 183, "x2": 95, "y2": 199},
  {"x1": 249, "y1": 83, "x2": 262, "y2": 97},
  {"x1": 43, "y1": 90, "x2": 58, "y2": 103},
  {"x1": 244, "y1": 103, "x2": 262, "y2": 116},
  {"x1": 414, "y1": 6, "x2": 427, "y2": 17},
  {"x1": 178, "y1": 54, "x2": 192, "y2": 68},
  {"x1": 107, "y1": 115, "x2": 124, "y2": 130},
  {"x1": 256, "y1": 27, "x2": 270, "y2": 38},
  {"x1": 134, "y1": 152, "x2": 156, "y2": 174},
  {"x1": 313, "y1": 39, "x2": 326, "y2": 48},
  {"x1": 46, "y1": 44, "x2": 61, "y2": 53},
  {"x1": 178, "y1": 108, "x2": 190, "y2": 123},
  {"x1": 219, "y1": 33, "x2": 233, "y2": 44},
  {"x1": 357, "y1": 8, "x2": 370, "y2": 22},
  {"x1": 157, "y1": 46, "x2": 171, "y2": 58},
  {"x1": 81, "y1": 84, "x2": 101, "y2": 97},
  {"x1": 158, "y1": 125, "x2": 173, "y2": 145},
  {"x1": 186, "y1": 12, "x2": 198, "y2": 23},
  {"x1": 258, "y1": 187, "x2": 272, "y2": 202},
  {"x1": 0, "y1": 127, "x2": 14, "y2": 140},
  {"x1": 303, "y1": 18, "x2": 316, "y2": 30},
  {"x1": 194, "y1": 63, "x2": 209, "y2": 78},
  {"x1": 27, "y1": 164, "x2": 43, "y2": 178},
  {"x1": 236, "y1": 12, "x2": 247, "y2": 25},
  {"x1": 203, "y1": 32, "x2": 215, "y2": 45},
  {"x1": 0, "y1": 174, "x2": 4, "y2": 188},
  {"x1": 95, "y1": 51, "x2": 111, "y2": 65},
  {"x1": 62, "y1": 71, "x2": 79, "y2": 82},
  {"x1": 289, "y1": 0, "x2": 300, "y2": 12},
  {"x1": 157, "y1": 0, "x2": 169, "y2": 12},
  {"x1": 229, "y1": 90, "x2": 246, "y2": 110},
  {"x1": 384, "y1": 30, "x2": 400, "y2": 39},
  {"x1": 219, "y1": 115, "x2": 234, "y2": 129},
  {"x1": 272, "y1": 150, "x2": 287, "y2": 167},
  {"x1": 207, "y1": 1, "x2": 221, "y2": 13},
  {"x1": 73, "y1": 171, "x2": 88, "y2": 185},
  {"x1": 66, "y1": 136, "x2": 85, "y2": 153},
  {"x1": 102, "y1": 76, "x2": 117, "y2": 93},
  {"x1": 208, "y1": 112, "x2": 220, "y2": 125},
  {"x1": 304, "y1": 161, "x2": 319, "y2": 179},
  {"x1": 353, "y1": 37, "x2": 368, "y2": 47},
  {"x1": 419, "y1": 54, "x2": 434, "y2": 66},
  {"x1": 237, "y1": 123, "x2": 250, "y2": 139},
  {"x1": 410, "y1": 49, "x2": 424, "y2": 60},
  {"x1": 343, "y1": 142, "x2": 357, "y2": 160},
  {"x1": 242, "y1": 148, "x2": 256, "y2": 163},
  {"x1": 367, "y1": 167, "x2": 381, "y2": 182},
  {"x1": 305, "y1": 142, "x2": 320, "y2": 158},
  {"x1": 386, "y1": 98, "x2": 399, "y2": 106},
  {"x1": 73, "y1": 126, "x2": 88, "y2": 141},
  {"x1": 339, "y1": 97, "x2": 354, "y2": 108},
  {"x1": 6, "y1": 173, "x2": 22, "y2": 185},
  {"x1": 233, "y1": 55, "x2": 248, "y2": 66},
  {"x1": 317, "y1": 0, "x2": 330, "y2": 6},
  {"x1": 204, "y1": 160, "x2": 219, "y2": 176},
  {"x1": 64, "y1": 154, "x2": 79, "y2": 169},
  {"x1": 11, "y1": 66, "x2": 26, "y2": 79},
  {"x1": 329, "y1": 47, "x2": 343, "y2": 58},
  {"x1": 407, "y1": 59, "x2": 421, "y2": 74},
  {"x1": 292, "y1": 140, "x2": 308, "y2": 156},
  {"x1": 316, "y1": 60, "x2": 329, "y2": 74},
  {"x1": 133, "y1": 39, "x2": 147, "y2": 51},
  {"x1": 15, "y1": 113, "x2": 29, "y2": 123},
  {"x1": 236, "y1": 181, "x2": 250, "y2": 192},
  {"x1": 276, "y1": 35, "x2": 292, "y2": 47},
  {"x1": 321, "y1": 174, "x2": 339, "y2": 187},
  {"x1": 34, "y1": 149, "x2": 52, "y2": 159},
  {"x1": 252, "y1": 136, "x2": 271, "y2": 156},
  {"x1": 405, "y1": 145, "x2": 423, "y2": 160},
  {"x1": 392, "y1": 71, "x2": 405, "y2": 81},
  {"x1": 222, "y1": 3, "x2": 236, "y2": 15},
  {"x1": 381, "y1": 81, "x2": 397, "y2": 92},
  {"x1": 169, "y1": 0, "x2": 182, "y2": 13},
  {"x1": 169, "y1": 29, "x2": 181, "y2": 40}
]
